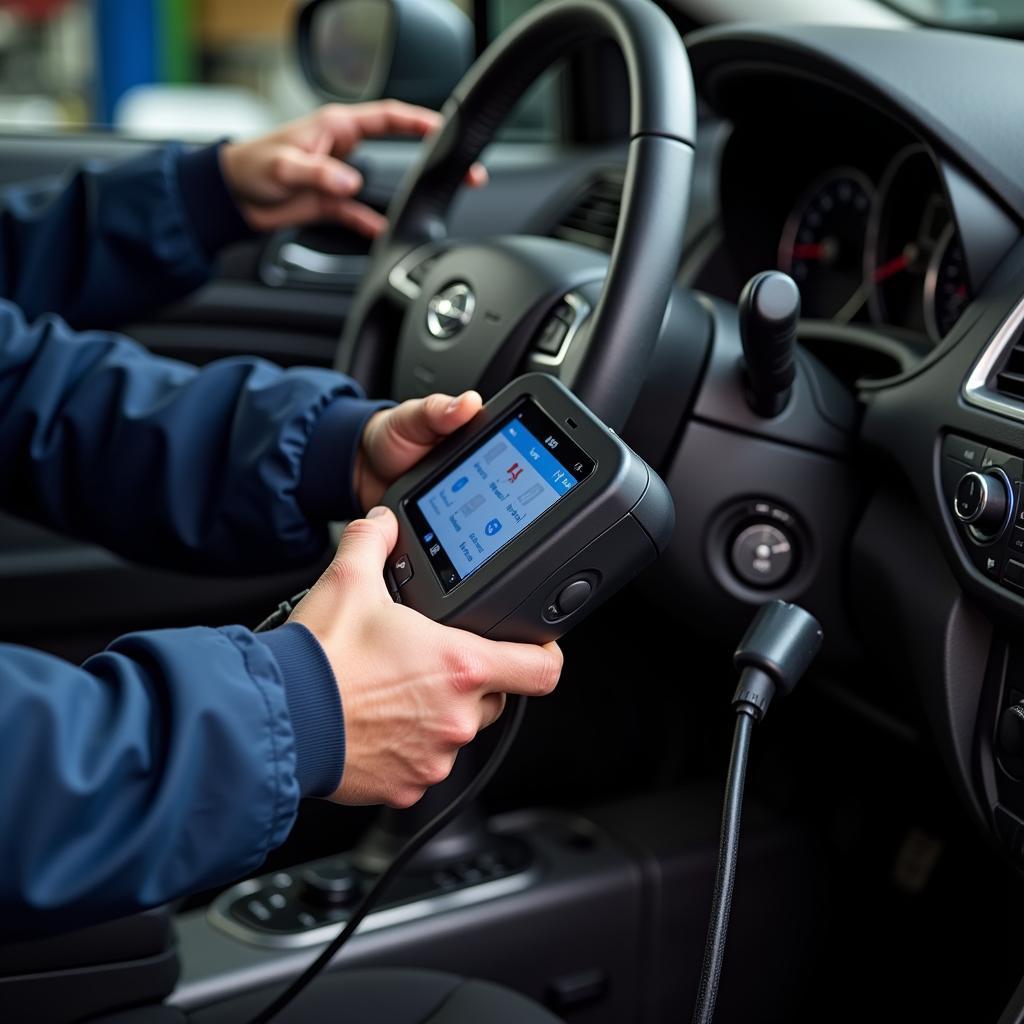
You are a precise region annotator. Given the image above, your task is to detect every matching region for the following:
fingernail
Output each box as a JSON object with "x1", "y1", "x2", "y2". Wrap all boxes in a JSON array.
[
  {"x1": 367, "y1": 506, "x2": 388, "y2": 519},
  {"x1": 335, "y1": 167, "x2": 361, "y2": 191},
  {"x1": 446, "y1": 394, "x2": 464, "y2": 413}
]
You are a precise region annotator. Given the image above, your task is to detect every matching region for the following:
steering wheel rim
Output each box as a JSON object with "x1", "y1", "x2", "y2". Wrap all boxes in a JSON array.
[{"x1": 338, "y1": 0, "x2": 696, "y2": 430}]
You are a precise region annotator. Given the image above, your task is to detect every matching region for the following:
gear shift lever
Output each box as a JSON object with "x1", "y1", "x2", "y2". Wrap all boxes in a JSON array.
[{"x1": 738, "y1": 271, "x2": 801, "y2": 417}]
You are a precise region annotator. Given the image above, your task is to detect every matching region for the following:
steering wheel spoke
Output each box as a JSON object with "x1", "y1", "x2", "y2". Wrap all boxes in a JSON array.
[{"x1": 386, "y1": 243, "x2": 447, "y2": 307}]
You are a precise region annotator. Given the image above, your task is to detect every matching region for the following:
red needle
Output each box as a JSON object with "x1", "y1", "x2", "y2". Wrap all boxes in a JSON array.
[
  {"x1": 791, "y1": 242, "x2": 827, "y2": 260},
  {"x1": 872, "y1": 252, "x2": 911, "y2": 283}
]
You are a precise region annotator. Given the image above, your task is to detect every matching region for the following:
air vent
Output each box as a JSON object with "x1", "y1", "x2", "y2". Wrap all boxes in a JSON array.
[
  {"x1": 965, "y1": 296, "x2": 1024, "y2": 422},
  {"x1": 995, "y1": 336, "x2": 1024, "y2": 401},
  {"x1": 552, "y1": 169, "x2": 625, "y2": 251}
]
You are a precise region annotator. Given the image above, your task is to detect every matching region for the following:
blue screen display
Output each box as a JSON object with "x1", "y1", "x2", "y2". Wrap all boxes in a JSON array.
[{"x1": 414, "y1": 415, "x2": 582, "y2": 583}]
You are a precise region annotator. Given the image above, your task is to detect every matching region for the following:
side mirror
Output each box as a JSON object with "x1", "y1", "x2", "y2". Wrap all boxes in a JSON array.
[{"x1": 296, "y1": 0, "x2": 474, "y2": 110}]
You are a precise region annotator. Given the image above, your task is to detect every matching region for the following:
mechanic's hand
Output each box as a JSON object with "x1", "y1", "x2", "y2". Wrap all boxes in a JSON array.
[
  {"x1": 289, "y1": 507, "x2": 562, "y2": 807},
  {"x1": 354, "y1": 390, "x2": 483, "y2": 512},
  {"x1": 219, "y1": 101, "x2": 487, "y2": 236}
]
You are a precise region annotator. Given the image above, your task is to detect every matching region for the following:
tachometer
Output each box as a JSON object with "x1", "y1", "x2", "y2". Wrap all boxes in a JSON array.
[
  {"x1": 924, "y1": 224, "x2": 971, "y2": 343},
  {"x1": 866, "y1": 144, "x2": 953, "y2": 338},
  {"x1": 777, "y1": 168, "x2": 873, "y2": 321}
]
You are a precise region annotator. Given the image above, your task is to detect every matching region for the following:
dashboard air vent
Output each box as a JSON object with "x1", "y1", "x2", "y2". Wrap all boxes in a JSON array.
[
  {"x1": 552, "y1": 169, "x2": 625, "y2": 251},
  {"x1": 995, "y1": 336, "x2": 1024, "y2": 401},
  {"x1": 964, "y1": 297, "x2": 1024, "y2": 422}
]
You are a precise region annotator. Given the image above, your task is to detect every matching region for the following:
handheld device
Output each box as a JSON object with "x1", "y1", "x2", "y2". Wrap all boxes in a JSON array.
[
  {"x1": 249, "y1": 374, "x2": 674, "y2": 1024},
  {"x1": 381, "y1": 372, "x2": 675, "y2": 643}
]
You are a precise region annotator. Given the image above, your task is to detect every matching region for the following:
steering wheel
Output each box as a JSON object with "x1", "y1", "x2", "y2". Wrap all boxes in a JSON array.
[{"x1": 337, "y1": 0, "x2": 696, "y2": 430}]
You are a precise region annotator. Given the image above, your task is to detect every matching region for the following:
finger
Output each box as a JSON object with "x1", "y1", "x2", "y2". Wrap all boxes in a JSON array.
[
  {"x1": 241, "y1": 194, "x2": 324, "y2": 233},
  {"x1": 326, "y1": 508, "x2": 399, "y2": 595},
  {"x1": 269, "y1": 150, "x2": 363, "y2": 198},
  {"x1": 466, "y1": 163, "x2": 488, "y2": 188},
  {"x1": 383, "y1": 391, "x2": 483, "y2": 450},
  {"x1": 466, "y1": 635, "x2": 564, "y2": 698},
  {"x1": 323, "y1": 99, "x2": 442, "y2": 150},
  {"x1": 317, "y1": 103, "x2": 484, "y2": 189},
  {"x1": 479, "y1": 692, "x2": 507, "y2": 730},
  {"x1": 323, "y1": 197, "x2": 389, "y2": 238}
]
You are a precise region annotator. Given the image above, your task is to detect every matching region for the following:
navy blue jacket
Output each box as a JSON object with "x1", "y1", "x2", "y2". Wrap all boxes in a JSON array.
[{"x1": 0, "y1": 144, "x2": 387, "y2": 938}]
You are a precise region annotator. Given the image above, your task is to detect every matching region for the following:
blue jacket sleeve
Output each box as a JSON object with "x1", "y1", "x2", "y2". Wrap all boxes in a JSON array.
[
  {"x1": 0, "y1": 143, "x2": 251, "y2": 328},
  {"x1": 0, "y1": 621, "x2": 344, "y2": 939},
  {"x1": 0, "y1": 300, "x2": 389, "y2": 572}
]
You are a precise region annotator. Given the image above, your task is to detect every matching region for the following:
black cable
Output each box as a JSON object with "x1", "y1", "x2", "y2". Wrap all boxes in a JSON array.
[
  {"x1": 253, "y1": 590, "x2": 310, "y2": 634},
  {"x1": 691, "y1": 707, "x2": 756, "y2": 1024},
  {"x1": 247, "y1": 692, "x2": 528, "y2": 1024}
]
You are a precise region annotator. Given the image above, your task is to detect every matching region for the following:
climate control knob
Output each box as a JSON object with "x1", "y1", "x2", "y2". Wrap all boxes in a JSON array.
[{"x1": 953, "y1": 469, "x2": 1012, "y2": 540}]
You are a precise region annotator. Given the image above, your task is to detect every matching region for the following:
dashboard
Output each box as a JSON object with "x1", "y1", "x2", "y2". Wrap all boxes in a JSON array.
[
  {"x1": 703, "y1": 76, "x2": 979, "y2": 364},
  {"x1": 685, "y1": 22, "x2": 1024, "y2": 881}
]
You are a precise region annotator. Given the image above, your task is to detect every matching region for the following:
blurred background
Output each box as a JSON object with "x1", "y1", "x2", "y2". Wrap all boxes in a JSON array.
[
  {"x1": 0, "y1": 0, "x2": 1012, "y2": 139},
  {"x1": 0, "y1": 0, "x2": 546, "y2": 139}
]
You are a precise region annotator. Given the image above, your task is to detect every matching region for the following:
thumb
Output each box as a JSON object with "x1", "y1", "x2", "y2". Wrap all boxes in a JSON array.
[{"x1": 329, "y1": 507, "x2": 399, "y2": 594}]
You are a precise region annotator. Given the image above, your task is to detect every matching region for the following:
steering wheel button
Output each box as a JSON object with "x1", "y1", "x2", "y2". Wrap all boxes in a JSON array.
[
  {"x1": 391, "y1": 554, "x2": 414, "y2": 587},
  {"x1": 535, "y1": 317, "x2": 569, "y2": 355},
  {"x1": 557, "y1": 579, "x2": 593, "y2": 616},
  {"x1": 553, "y1": 300, "x2": 576, "y2": 324}
]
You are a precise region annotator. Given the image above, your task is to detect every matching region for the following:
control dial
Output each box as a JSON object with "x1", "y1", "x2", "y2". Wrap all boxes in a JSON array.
[
  {"x1": 299, "y1": 860, "x2": 359, "y2": 908},
  {"x1": 953, "y1": 469, "x2": 1012, "y2": 541}
]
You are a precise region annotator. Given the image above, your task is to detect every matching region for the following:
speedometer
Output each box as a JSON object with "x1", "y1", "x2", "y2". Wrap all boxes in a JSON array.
[{"x1": 777, "y1": 168, "x2": 873, "y2": 321}]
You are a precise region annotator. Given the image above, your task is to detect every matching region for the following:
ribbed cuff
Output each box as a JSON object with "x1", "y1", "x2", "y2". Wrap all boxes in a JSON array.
[
  {"x1": 297, "y1": 396, "x2": 394, "y2": 522},
  {"x1": 256, "y1": 622, "x2": 344, "y2": 798},
  {"x1": 175, "y1": 142, "x2": 255, "y2": 258}
]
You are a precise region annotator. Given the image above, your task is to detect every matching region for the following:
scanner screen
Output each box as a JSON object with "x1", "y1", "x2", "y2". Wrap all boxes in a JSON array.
[{"x1": 407, "y1": 400, "x2": 594, "y2": 591}]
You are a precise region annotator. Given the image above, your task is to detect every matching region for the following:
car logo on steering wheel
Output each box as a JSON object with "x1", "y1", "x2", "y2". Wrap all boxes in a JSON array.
[{"x1": 426, "y1": 283, "x2": 476, "y2": 339}]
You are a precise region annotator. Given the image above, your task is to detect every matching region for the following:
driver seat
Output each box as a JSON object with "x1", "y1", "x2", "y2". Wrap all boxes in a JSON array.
[{"x1": 93, "y1": 968, "x2": 563, "y2": 1024}]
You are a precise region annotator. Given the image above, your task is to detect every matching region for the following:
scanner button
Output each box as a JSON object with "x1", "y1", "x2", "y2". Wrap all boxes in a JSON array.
[
  {"x1": 391, "y1": 553, "x2": 413, "y2": 587},
  {"x1": 557, "y1": 579, "x2": 592, "y2": 616}
]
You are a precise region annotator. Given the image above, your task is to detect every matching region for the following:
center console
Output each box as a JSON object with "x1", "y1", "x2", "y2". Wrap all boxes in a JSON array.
[{"x1": 932, "y1": 296, "x2": 1024, "y2": 867}]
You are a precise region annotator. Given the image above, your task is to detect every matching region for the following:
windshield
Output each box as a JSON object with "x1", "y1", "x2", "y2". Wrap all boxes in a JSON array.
[{"x1": 884, "y1": 0, "x2": 1023, "y2": 30}]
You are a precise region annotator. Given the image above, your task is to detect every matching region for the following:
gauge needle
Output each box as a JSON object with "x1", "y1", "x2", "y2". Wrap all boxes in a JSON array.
[{"x1": 872, "y1": 243, "x2": 919, "y2": 283}]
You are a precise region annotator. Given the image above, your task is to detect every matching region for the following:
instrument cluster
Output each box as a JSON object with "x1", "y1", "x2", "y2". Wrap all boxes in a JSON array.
[
  {"x1": 715, "y1": 134, "x2": 972, "y2": 347},
  {"x1": 776, "y1": 145, "x2": 969, "y2": 343}
]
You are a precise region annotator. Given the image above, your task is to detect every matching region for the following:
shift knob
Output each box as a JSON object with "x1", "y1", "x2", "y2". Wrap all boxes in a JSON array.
[{"x1": 738, "y1": 271, "x2": 800, "y2": 417}]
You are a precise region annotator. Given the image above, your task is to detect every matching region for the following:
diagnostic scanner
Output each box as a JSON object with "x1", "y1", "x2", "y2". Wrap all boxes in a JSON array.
[{"x1": 382, "y1": 373, "x2": 675, "y2": 643}]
